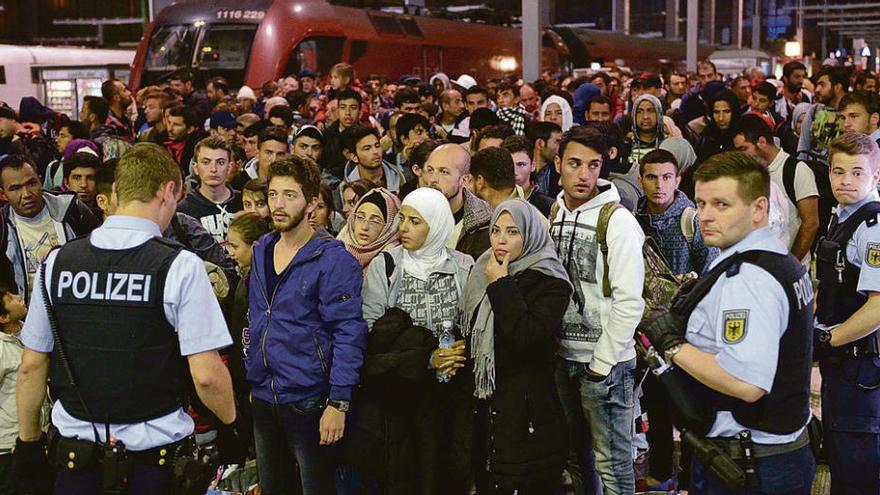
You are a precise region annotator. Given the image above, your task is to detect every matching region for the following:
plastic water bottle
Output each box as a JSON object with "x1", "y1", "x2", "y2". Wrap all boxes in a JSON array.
[{"x1": 436, "y1": 321, "x2": 455, "y2": 383}]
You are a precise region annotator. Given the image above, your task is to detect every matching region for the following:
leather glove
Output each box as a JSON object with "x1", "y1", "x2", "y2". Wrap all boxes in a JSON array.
[
  {"x1": 13, "y1": 435, "x2": 55, "y2": 495},
  {"x1": 812, "y1": 327, "x2": 833, "y2": 363},
  {"x1": 638, "y1": 311, "x2": 688, "y2": 356}
]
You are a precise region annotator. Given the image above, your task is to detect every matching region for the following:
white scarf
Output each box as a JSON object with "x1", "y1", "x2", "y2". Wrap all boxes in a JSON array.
[{"x1": 400, "y1": 188, "x2": 454, "y2": 281}]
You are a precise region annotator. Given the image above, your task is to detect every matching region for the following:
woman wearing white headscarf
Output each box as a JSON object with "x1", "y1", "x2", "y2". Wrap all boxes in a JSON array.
[
  {"x1": 460, "y1": 200, "x2": 573, "y2": 494},
  {"x1": 540, "y1": 95, "x2": 574, "y2": 132},
  {"x1": 361, "y1": 187, "x2": 476, "y2": 494}
]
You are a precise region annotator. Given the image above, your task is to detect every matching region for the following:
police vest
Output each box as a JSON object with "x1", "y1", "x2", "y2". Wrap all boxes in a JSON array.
[
  {"x1": 671, "y1": 249, "x2": 814, "y2": 435},
  {"x1": 816, "y1": 202, "x2": 880, "y2": 328},
  {"x1": 49, "y1": 236, "x2": 184, "y2": 423}
]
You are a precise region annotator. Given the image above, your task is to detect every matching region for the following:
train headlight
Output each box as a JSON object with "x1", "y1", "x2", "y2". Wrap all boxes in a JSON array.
[{"x1": 490, "y1": 56, "x2": 518, "y2": 72}]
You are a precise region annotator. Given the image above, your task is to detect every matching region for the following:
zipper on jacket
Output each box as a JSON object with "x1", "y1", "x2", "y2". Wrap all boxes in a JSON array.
[
  {"x1": 313, "y1": 334, "x2": 329, "y2": 377},
  {"x1": 254, "y1": 244, "x2": 325, "y2": 403}
]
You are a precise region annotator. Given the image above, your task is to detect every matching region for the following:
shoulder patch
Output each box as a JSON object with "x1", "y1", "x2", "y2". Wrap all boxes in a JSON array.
[
  {"x1": 866, "y1": 242, "x2": 880, "y2": 268},
  {"x1": 722, "y1": 309, "x2": 749, "y2": 344}
]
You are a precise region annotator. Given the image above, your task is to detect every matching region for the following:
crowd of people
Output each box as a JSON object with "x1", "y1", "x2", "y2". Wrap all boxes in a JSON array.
[{"x1": 0, "y1": 56, "x2": 879, "y2": 495}]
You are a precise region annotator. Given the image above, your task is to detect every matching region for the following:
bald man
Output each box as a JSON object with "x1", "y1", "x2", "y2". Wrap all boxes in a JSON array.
[
  {"x1": 422, "y1": 143, "x2": 493, "y2": 259},
  {"x1": 439, "y1": 89, "x2": 465, "y2": 134},
  {"x1": 520, "y1": 83, "x2": 540, "y2": 117}
]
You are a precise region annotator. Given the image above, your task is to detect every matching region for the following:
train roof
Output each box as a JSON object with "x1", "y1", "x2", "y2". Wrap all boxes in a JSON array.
[{"x1": 0, "y1": 44, "x2": 134, "y2": 67}]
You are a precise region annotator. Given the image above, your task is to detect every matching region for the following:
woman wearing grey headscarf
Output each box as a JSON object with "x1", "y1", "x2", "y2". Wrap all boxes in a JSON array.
[{"x1": 460, "y1": 199, "x2": 572, "y2": 494}]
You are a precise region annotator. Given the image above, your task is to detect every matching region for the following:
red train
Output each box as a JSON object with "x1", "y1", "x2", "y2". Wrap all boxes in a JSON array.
[{"x1": 130, "y1": 0, "x2": 712, "y2": 90}]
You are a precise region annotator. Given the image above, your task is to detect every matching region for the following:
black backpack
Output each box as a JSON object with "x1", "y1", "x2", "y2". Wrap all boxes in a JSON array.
[{"x1": 782, "y1": 155, "x2": 834, "y2": 249}]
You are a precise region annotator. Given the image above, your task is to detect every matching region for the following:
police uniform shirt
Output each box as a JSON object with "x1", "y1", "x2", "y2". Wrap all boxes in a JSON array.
[
  {"x1": 21, "y1": 215, "x2": 232, "y2": 451},
  {"x1": 685, "y1": 226, "x2": 808, "y2": 444},
  {"x1": 816, "y1": 190, "x2": 880, "y2": 333}
]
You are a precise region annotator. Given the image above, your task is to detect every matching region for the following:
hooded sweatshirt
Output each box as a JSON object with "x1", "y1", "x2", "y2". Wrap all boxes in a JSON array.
[
  {"x1": 635, "y1": 190, "x2": 718, "y2": 275},
  {"x1": 630, "y1": 94, "x2": 666, "y2": 165},
  {"x1": 429, "y1": 72, "x2": 452, "y2": 91},
  {"x1": 550, "y1": 181, "x2": 645, "y2": 375},
  {"x1": 540, "y1": 96, "x2": 574, "y2": 132},
  {"x1": 572, "y1": 84, "x2": 601, "y2": 126},
  {"x1": 176, "y1": 186, "x2": 243, "y2": 242},
  {"x1": 696, "y1": 89, "x2": 741, "y2": 162}
]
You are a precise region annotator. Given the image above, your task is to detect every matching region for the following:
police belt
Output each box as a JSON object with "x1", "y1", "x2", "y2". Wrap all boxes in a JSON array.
[
  {"x1": 50, "y1": 432, "x2": 188, "y2": 471},
  {"x1": 704, "y1": 428, "x2": 810, "y2": 461},
  {"x1": 834, "y1": 337, "x2": 878, "y2": 361}
]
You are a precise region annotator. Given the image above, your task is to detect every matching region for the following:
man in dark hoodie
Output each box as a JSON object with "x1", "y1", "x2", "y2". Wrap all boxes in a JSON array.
[
  {"x1": 695, "y1": 88, "x2": 741, "y2": 163},
  {"x1": 177, "y1": 136, "x2": 243, "y2": 242},
  {"x1": 629, "y1": 94, "x2": 667, "y2": 167},
  {"x1": 572, "y1": 83, "x2": 601, "y2": 126}
]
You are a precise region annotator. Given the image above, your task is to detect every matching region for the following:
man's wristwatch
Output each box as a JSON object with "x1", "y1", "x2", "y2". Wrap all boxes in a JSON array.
[
  {"x1": 816, "y1": 328, "x2": 833, "y2": 346},
  {"x1": 664, "y1": 343, "x2": 684, "y2": 364},
  {"x1": 327, "y1": 399, "x2": 350, "y2": 412}
]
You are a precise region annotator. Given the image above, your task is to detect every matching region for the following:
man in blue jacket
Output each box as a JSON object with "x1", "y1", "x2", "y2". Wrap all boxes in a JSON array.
[{"x1": 245, "y1": 155, "x2": 368, "y2": 495}]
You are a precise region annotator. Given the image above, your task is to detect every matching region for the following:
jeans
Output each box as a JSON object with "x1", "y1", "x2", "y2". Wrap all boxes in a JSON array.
[
  {"x1": 252, "y1": 395, "x2": 336, "y2": 495},
  {"x1": 690, "y1": 444, "x2": 815, "y2": 495},
  {"x1": 555, "y1": 357, "x2": 636, "y2": 495}
]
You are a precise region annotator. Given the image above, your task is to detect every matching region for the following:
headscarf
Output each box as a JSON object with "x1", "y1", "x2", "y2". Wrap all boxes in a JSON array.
[
  {"x1": 572, "y1": 83, "x2": 601, "y2": 125},
  {"x1": 461, "y1": 200, "x2": 572, "y2": 399},
  {"x1": 539, "y1": 95, "x2": 573, "y2": 132},
  {"x1": 791, "y1": 102, "x2": 812, "y2": 134},
  {"x1": 659, "y1": 137, "x2": 698, "y2": 171},
  {"x1": 338, "y1": 188, "x2": 401, "y2": 269},
  {"x1": 399, "y1": 187, "x2": 454, "y2": 281}
]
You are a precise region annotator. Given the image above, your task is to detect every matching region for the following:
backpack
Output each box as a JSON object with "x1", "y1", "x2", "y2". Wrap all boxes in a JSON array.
[
  {"x1": 597, "y1": 202, "x2": 682, "y2": 318},
  {"x1": 781, "y1": 155, "x2": 834, "y2": 248}
]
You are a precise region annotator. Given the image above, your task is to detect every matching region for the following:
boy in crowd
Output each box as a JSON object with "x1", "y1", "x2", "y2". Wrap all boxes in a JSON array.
[
  {"x1": 0, "y1": 288, "x2": 28, "y2": 494},
  {"x1": 177, "y1": 136, "x2": 243, "y2": 242}
]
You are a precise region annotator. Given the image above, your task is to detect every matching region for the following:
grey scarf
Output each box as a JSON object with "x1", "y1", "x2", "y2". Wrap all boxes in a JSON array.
[{"x1": 461, "y1": 200, "x2": 572, "y2": 399}]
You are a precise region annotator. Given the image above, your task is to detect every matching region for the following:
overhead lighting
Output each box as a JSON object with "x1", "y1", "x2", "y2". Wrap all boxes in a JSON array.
[
  {"x1": 784, "y1": 41, "x2": 801, "y2": 57},
  {"x1": 590, "y1": 62, "x2": 601, "y2": 70},
  {"x1": 293, "y1": 4, "x2": 303, "y2": 13},
  {"x1": 194, "y1": 20, "x2": 205, "y2": 27}
]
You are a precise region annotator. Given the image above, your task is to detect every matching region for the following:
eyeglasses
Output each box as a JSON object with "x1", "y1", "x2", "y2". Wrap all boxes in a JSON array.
[{"x1": 353, "y1": 213, "x2": 386, "y2": 228}]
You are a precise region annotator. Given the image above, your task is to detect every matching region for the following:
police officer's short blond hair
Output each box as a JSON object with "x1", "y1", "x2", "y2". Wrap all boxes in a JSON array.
[
  {"x1": 115, "y1": 143, "x2": 181, "y2": 205},
  {"x1": 694, "y1": 151, "x2": 770, "y2": 204},
  {"x1": 829, "y1": 132, "x2": 880, "y2": 172}
]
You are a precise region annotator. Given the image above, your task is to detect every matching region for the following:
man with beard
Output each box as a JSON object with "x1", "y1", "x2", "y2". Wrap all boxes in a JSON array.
[
  {"x1": 207, "y1": 77, "x2": 230, "y2": 107},
  {"x1": 169, "y1": 69, "x2": 211, "y2": 128},
  {"x1": 696, "y1": 89, "x2": 741, "y2": 163},
  {"x1": 630, "y1": 94, "x2": 666, "y2": 165},
  {"x1": 163, "y1": 104, "x2": 204, "y2": 178},
  {"x1": 777, "y1": 61, "x2": 813, "y2": 121},
  {"x1": 423, "y1": 143, "x2": 493, "y2": 259},
  {"x1": 61, "y1": 150, "x2": 102, "y2": 219},
  {"x1": 101, "y1": 79, "x2": 134, "y2": 140},
  {"x1": 246, "y1": 155, "x2": 366, "y2": 495},
  {"x1": 798, "y1": 65, "x2": 848, "y2": 162},
  {"x1": 666, "y1": 72, "x2": 687, "y2": 111}
]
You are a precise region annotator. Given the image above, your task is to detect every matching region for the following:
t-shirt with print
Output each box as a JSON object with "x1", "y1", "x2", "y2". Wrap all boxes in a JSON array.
[
  {"x1": 766, "y1": 149, "x2": 818, "y2": 265},
  {"x1": 13, "y1": 208, "x2": 65, "y2": 292}
]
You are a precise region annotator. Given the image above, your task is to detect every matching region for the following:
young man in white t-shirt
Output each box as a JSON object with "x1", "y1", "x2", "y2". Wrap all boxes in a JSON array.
[{"x1": 734, "y1": 115, "x2": 820, "y2": 264}]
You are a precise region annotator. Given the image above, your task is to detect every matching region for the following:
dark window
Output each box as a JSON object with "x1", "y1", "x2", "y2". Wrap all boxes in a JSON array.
[
  {"x1": 350, "y1": 40, "x2": 368, "y2": 64},
  {"x1": 400, "y1": 17, "x2": 423, "y2": 37},
  {"x1": 0, "y1": 66, "x2": 5, "y2": 85},
  {"x1": 195, "y1": 24, "x2": 258, "y2": 88},
  {"x1": 369, "y1": 14, "x2": 403, "y2": 35},
  {"x1": 284, "y1": 37, "x2": 346, "y2": 78},
  {"x1": 145, "y1": 25, "x2": 199, "y2": 71}
]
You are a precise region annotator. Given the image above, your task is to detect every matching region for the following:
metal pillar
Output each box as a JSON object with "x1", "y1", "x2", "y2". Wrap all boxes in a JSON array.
[
  {"x1": 667, "y1": 0, "x2": 680, "y2": 39},
  {"x1": 688, "y1": 0, "x2": 699, "y2": 71},
  {"x1": 703, "y1": 0, "x2": 716, "y2": 44},
  {"x1": 613, "y1": 0, "x2": 630, "y2": 34},
  {"x1": 522, "y1": 0, "x2": 543, "y2": 82},
  {"x1": 732, "y1": 0, "x2": 744, "y2": 47},
  {"x1": 752, "y1": 0, "x2": 761, "y2": 49}
]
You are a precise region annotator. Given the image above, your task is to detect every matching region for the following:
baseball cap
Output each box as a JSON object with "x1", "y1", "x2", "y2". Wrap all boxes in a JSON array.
[
  {"x1": 452, "y1": 74, "x2": 477, "y2": 91},
  {"x1": 298, "y1": 68, "x2": 317, "y2": 79},
  {"x1": 294, "y1": 124, "x2": 323, "y2": 142},
  {"x1": 210, "y1": 111, "x2": 237, "y2": 129}
]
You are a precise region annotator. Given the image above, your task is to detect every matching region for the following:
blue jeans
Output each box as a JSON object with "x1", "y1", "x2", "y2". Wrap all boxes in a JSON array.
[
  {"x1": 555, "y1": 358, "x2": 636, "y2": 495},
  {"x1": 690, "y1": 444, "x2": 815, "y2": 495},
  {"x1": 252, "y1": 395, "x2": 336, "y2": 495}
]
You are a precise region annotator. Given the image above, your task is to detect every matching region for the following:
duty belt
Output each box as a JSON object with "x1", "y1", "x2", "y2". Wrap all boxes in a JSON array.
[{"x1": 704, "y1": 428, "x2": 809, "y2": 460}]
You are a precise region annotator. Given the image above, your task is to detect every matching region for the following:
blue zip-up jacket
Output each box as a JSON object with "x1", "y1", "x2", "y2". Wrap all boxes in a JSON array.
[{"x1": 246, "y1": 228, "x2": 368, "y2": 404}]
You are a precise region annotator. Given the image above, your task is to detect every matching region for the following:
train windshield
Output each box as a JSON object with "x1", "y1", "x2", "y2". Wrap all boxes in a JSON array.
[
  {"x1": 283, "y1": 37, "x2": 346, "y2": 78},
  {"x1": 195, "y1": 25, "x2": 256, "y2": 87},
  {"x1": 142, "y1": 24, "x2": 256, "y2": 87}
]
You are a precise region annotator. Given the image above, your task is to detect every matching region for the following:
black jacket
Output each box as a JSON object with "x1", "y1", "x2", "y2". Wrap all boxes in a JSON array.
[{"x1": 468, "y1": 269, "x2": 572, "y2": 489}]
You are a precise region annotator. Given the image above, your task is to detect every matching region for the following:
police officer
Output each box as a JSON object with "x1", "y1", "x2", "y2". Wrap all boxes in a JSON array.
[
  {"x1": 643, "y1": 151, "x2": 816, "y2": 494},
  {"x1": 14, "y1": 143, "x2": 236, "y2": 494},
  {"x1": 813, "y1": 132, "x2": 880, "y2": 495}
]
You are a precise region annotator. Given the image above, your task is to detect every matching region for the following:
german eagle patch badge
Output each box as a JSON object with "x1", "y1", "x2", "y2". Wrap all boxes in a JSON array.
[
  {"x1": 722, "y1": 310, "x2": 749, "y2": 344},
  {"x1": 866, "y1": 242, "x2": 880, "y2": 268}
]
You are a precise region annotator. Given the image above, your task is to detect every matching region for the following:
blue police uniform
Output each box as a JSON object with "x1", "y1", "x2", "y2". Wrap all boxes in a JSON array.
[
  {"x1": 815, "y1": 191, "x2": 880, "y2": 495},
  {"x1": 21, "y1": 215, "x2": 232, "y2": 493},
  {"x1": 685, "y1": 227, "x2": 816, "y2": 494}
]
